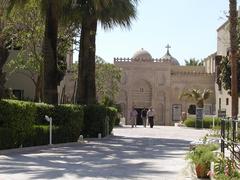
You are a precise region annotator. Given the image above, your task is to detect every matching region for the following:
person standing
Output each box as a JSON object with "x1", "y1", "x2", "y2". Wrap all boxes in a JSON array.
[
  {"x1": 141, "y1": 108, "x2": 148, "y2": 128},
  {"x1": 147, "y1": 107, "x2": 155, "y2": 128},
  {"x1": 130, "y1": 107, "x2": 138, "y2": 128}
]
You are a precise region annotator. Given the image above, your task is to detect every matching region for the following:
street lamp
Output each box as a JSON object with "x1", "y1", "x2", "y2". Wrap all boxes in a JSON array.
[{"x1": 45, "y1": 115, "x2": 53, "y2": 145}]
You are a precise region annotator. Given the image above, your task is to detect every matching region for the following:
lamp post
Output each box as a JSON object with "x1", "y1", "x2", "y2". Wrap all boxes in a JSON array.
[{"x1": 45, "y1": 115, "x2": 53, "y2": 145}]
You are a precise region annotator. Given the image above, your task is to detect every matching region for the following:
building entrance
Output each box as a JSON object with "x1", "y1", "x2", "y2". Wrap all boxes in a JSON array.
[{"x1": 135, "y1": 108, "x2": 143, "y2": 125}]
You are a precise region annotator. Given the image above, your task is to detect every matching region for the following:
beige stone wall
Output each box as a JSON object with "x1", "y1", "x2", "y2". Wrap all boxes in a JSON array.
[
  {"x1": 115, "y1": 59, "x2": 215, "y2": 126},
  {"x1": 115, "y1": 61, "x2": 172, "y2": 125},
  {"x1": 217, "y1": 21, "x2": 230, "y2": 57},
  {"x1": 203, "y1": 53, "x2": 216, "y2": 73},
  {"x1": 213, "y1": 18, "x2": 240, "y2": 117},
  {"x1": 4, "y1": 50, "x2": 74, "y2": 102},
  {"x1": 5, "y1": 71, "x2": 35, "y2": 100},
  {"x1": 171, "y1": 73, "x2": 215, "y2": 114}
]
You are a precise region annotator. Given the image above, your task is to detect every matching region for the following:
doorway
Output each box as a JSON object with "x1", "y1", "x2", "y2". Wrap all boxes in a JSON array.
[
  {"x1": 135, "y1": 108, "x2": 149, "y2": 125},
  {"x1": 135, "y1": 108, "x2": 143, "y2": 125}
]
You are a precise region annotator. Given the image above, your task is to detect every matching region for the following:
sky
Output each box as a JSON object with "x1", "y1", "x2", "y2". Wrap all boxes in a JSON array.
[{"x1": 74, "y1": 0, "x2": 239, "y2": 65}]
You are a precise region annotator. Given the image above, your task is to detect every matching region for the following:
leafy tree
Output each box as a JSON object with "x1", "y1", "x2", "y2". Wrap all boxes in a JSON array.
[
  {"x1": 72, "y1": 56, "x2": 122, "y2": 104},
  {"x1": 3, "y1": 0, "x2": 74, "y2": 102},
  {"x1": 0, "y1": 1, "x2": 10, "y2": 99},
  {"x1": 0, "y1": 0, "x2": 74, "y2": 103},
  {"x1": 95, "y1": 56, "x2": 121, "y2": 104},
  {"x1": 179, "y1": 88, "x2": 212, "y2": 108},
  {"x1": 75, "y1": 0, "x2": 138, "y2": 105},
  {"x1": 217, "y1": 9, "x2": 240, "y2": 97},
  {"x1": 218, "y1": 56, "x2": 240, "y2": 95},
  {"x1": 3, "y1": 0, "x2": 44, "y2": 102},
  {"x1": 184, "y1": 58, "x2": 203, "y2": 66}
]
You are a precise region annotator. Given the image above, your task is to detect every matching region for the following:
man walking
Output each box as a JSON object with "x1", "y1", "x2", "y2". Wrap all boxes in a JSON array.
[
  {"x1": 141, "y1": 108, "x2": 148, "y2": 128},
  {"x1": 130, "y1": 107, "x2": 138, "y2": 128},
  {"x1": 147, "y1": 107, "x2": 155, "y2": 128}
]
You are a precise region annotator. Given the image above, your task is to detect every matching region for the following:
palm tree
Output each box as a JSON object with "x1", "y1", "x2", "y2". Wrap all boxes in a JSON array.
[
  {"x1": 75, "y1": 0, "x2": 138, "y2": 105},
  {"x1": 42, "y1": 0, "x2": 59, "y2": 104},
  {"x1": 0, "y1": 3, "x2": 8, "y2": 99},
  {"x1": 179, "y1": 88, "x2": 212, "y2": 108},
  {"x1": 184, "y1": 58, "x2": 203, "y2": 66},
  {"x1": 5, "y1": 0, "x2": 71, "y2": 104},
  {"x1": 229, "y1": 0, "x2": 238, "y2": 118}
]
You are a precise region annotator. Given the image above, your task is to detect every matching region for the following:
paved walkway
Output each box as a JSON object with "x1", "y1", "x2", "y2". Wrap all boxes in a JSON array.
[{"x1": 0, "y1": 126, "x2": 208, "y2": 180}]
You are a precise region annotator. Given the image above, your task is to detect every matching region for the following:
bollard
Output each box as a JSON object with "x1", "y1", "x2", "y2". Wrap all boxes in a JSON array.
[
  {"x1": 98, "y1": 133, "x2": 102, "y2": 139},
  {"x1": 77, "y1": 135, "x2": 83, "y2": 143}
]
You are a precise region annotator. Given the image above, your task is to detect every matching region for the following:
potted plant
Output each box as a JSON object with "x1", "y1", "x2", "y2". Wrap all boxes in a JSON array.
[{"x1": 186, "y1": 144, "x2": 218, "y2": 178}]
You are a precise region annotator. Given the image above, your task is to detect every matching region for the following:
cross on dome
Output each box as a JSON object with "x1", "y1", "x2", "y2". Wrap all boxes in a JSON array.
[{"x1": 165, "y1": 44, "x2": 171, "y2": 53}]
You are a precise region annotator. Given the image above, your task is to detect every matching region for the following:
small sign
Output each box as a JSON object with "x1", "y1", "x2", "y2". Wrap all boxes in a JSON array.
[
  {"x1": 172, "y1": 104, "x2": 182, "y2": 121},
  {"x1": 196, "y1": 108, "x2": 204, "y2": 121},
  {"x1": 218, "y1": 109, "x2": 226, "y2": 118},
  {"x1": 196, "y1": 108, "x2": 204, "y2": 128}
]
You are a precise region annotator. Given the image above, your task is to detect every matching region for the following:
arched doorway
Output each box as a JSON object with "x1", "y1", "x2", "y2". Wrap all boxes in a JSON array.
[
  {"x1": 188, "y1": 104, "x2": 196, "y2": 114},
  {"x1": 132, "y1": 79, "x2": 152, "y2": 124}
]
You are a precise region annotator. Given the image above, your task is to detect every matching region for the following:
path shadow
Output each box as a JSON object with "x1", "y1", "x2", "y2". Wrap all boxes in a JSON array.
[{"x1": 0, "y1": 135, "x2": 191, "y2": 179}]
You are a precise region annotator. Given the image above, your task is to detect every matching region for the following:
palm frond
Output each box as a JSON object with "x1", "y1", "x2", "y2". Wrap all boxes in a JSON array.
[
  {"x1": 202, "y1": 88, "x2": 212, "y2": 100},
  {"x1": 180, "y1": 88, "x2": 212, "y2": 108}
]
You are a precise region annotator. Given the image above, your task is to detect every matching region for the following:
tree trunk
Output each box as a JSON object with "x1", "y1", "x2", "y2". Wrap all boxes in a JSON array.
[
  {"x1": 34, "y1": 75, "x2": 42, "y2": 102},
  {"x1": 0, "y1": 47, "x2": 8, "y2": 99},
  {"x1": 0, "y1": 8, "x2": 8, "y2": 99},
  {"x1": 43, "y1": 0, "x2": 58, "y2": 104},
  {"x1": 76, "y1": 16, "x2": 97, "y2": 105},
  {"x1": 229, "y1": 0, "x2": 238, "y2": 118}
]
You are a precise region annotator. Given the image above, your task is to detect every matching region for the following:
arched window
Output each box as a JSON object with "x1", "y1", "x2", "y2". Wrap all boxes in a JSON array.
[{"x1": 188, "y1": 104, "x2": 196, "y2": 114}]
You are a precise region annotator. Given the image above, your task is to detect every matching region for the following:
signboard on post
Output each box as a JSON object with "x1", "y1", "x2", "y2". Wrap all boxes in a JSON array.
[
  {"x1": 196, "y1": 108, "x2": 204, "y2": 128},
  {"x1": 218, "y1": 109, "x2": 226, "y2": 118},
  {"x1": 172, "y1": 104, "x2": 182, "y2": 121}
]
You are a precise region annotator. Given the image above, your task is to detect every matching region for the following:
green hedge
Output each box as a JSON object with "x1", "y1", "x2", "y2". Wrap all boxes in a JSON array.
[
  {"x1": 106, "y1": 107, "x2": 118, "y2": 134},
  {"x1": 83, "y1": 105, "x2": 107, "y2": 138},
  {"x1": 0, "y1": 100, "x2": 36, "y2": 149},
  {"x1": 35, "y1": 103, "x2": 54, "y2": 125},
  {"x1": 53, "y1": 104, "x2": 84, "y2": 142},
  {"x1": 0, "y1": 100, "x2": 84, "y2": 149},
  {"x1": 0, "y1": 99, "x2": 117, "y2": 150},
  {"x1": 184, "y1": 116, "x2": 221, "y2": 128}
]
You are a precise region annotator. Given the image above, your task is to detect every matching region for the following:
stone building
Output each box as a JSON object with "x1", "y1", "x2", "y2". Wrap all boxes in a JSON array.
[
  {"x1": 204, "y1": 12, "x2": 240, "y2": 117},
  {"x1": 114, "y1": 46, "x2": 215, "y2": 126}
]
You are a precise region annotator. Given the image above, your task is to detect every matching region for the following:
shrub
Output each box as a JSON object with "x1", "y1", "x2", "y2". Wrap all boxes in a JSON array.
[
  {"x1": 83, "y1": 105, "x2": 107, "y2": 138},
  {"x1": 52, "y1": 104, "x2": 84, "y2": 142},
  {"x1": 0, "y1": 100, "x2": 84, "y2": 149},
  {"x1": 106, "y1": 107, "x2": 118, "y2": 133},
  {"x1": 23, "y1": 125, "x2": 49, "y2": 146},
  {"x1": 186, "y1": 144, "x2": 218, "y2": 178},
  {"x1": 115, "y1": 117, "x2": 120, "y2": 126},
  {"x1": 0, "y1": 128, "x2": 14, "y2": 150},
  {"x1": 214, "y1": 154, "x2": 240, "y2": 180},
  {"x1": 35, "y1": 103, "x2": 54, "y2": 125},
  {"x1": 184, "y1": 116, "x2": 221, "y2": 128},
  {"x1": 0, "y1": 100, "x2": 36, "y2": 149},
  {"x1": 184, "y1": 117, "x2": 195, "y2": 127}
]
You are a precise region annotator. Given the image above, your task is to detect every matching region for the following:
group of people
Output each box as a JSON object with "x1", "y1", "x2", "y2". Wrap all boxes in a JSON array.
[{"x1": 130, "y1": 107, "x2": 155, "y2": 128}]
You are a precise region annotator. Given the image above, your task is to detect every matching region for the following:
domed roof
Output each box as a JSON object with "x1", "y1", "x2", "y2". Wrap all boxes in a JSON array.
[
  {"x1": 161, "y1": 45, "x2": 179, "y2": 65},
  {"x1": 132, "y1": 48, "x2": 152, "y2": 61}
]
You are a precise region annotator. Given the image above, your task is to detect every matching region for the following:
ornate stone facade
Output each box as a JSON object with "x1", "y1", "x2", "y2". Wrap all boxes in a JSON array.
[{"x1": 115, "y1": 47, "x2": 215, "y2": 126}]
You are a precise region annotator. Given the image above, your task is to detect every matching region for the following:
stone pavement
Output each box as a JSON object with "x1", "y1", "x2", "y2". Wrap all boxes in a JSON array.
[{"x1": 0, "y1": 126, "x2": 208, "y2": 180}]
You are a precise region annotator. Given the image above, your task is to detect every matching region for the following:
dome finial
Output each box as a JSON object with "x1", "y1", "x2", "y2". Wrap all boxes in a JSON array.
[{"x1": 165, "y1": 44, "x2": 171, "y2": 55}]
